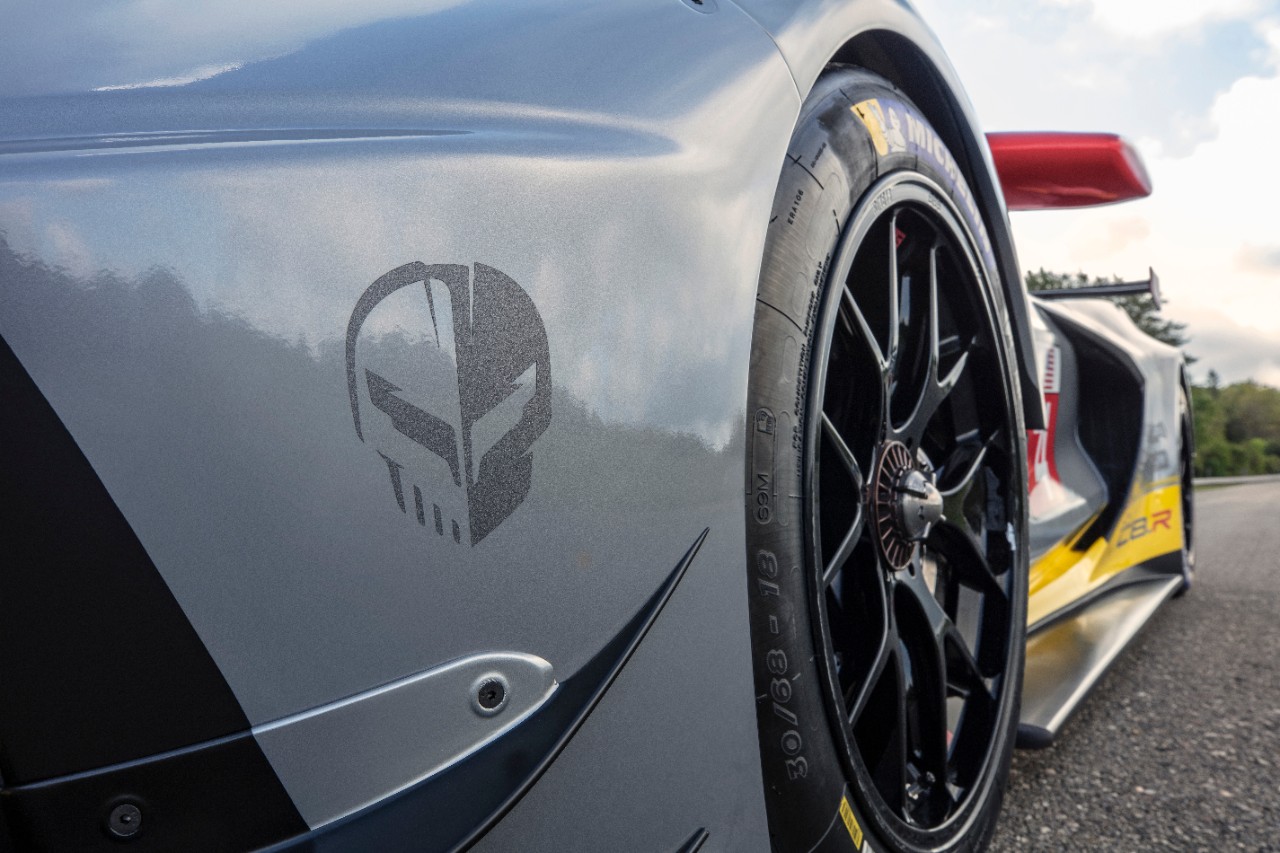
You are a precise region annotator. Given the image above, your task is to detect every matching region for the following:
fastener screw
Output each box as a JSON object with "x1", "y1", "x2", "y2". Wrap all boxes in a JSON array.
[
  {"x1": 107, "y1": 803, "x2": 142, "y2": 839},
  {"x1": 477, "y1": 678, "x2": 505, "y2": 710}
]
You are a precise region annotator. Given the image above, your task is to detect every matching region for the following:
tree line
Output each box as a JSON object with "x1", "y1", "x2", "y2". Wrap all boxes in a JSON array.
[{"x1": 1190, "y1": 377, "x2": 1280, "y2": 476}]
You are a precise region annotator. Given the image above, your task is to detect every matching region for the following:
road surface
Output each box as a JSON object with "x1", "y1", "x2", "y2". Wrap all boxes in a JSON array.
[{"x1": 990, "y1": 479, "x2": 1280, "y2": 850}]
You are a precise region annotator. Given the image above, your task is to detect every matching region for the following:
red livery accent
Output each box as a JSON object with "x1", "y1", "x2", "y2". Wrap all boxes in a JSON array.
[
  {"x1": 1027, "y1": 346, "x2": 1063, "y2": 516},
  {"x1": 986, "y1": 132, "x2": 1153, "y2": 210}
]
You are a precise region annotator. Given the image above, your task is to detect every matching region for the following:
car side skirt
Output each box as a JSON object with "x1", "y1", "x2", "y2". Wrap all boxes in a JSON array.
[{"x1": 1018, "y1": 561, "x2": 1181, "y2": 748}]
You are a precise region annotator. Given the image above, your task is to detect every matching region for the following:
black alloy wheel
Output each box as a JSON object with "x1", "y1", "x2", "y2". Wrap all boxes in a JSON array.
[
  {"x1": 806, "y1": 175, "x2": 1022, "y2": 841},
  {"x1": 745, "y1": 68, "x2": 1027, "y2": 853}
]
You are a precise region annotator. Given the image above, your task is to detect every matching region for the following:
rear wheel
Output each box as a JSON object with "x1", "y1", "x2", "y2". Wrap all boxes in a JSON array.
[
  {"x1": 1176, "y1": 384, "x2": 1195, "y2": 594},
  {"x1": 745, "y1": 69, "x2": 1028, "y2": 852}
]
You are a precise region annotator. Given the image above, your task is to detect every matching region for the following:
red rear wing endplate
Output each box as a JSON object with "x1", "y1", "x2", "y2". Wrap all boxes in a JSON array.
[{"x1": 987, "y1": 132, "x2": 1152, "y2": 210}]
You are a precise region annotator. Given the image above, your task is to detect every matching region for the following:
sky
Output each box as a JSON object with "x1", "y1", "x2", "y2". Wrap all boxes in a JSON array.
[{"x1": 912, "y1": 0, "x2": 1280, "y2": 387}]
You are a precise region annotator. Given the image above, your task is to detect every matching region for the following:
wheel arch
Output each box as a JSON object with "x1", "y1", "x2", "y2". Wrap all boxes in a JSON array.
[{"x1": 766, "y1": 20, "x2": 1046, "y2": 429}]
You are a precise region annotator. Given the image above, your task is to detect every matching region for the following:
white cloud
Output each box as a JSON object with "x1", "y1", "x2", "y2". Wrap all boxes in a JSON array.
[
  {"x1": 1174, "y1": 308, "x2": 1280, "y2": 386},
  {"x1": 1054, "y1": 0, "x2": 1264, "y2": 40},
  {"x1": 43, "y1": 221, "x2": 95, "y2": 278},
  {"x1": 1007, "y1": 20, "x2": 1280, "y2": 382},
  {"x1": 1238, "y1": 244, "x2": 1280, "y2": 274},
  {"x1": 914, "y1": 0, "x2": 1277, "y2": 156},
  {"x1": 912, "y1": 1, "x2": 1280, "y2": 386}
]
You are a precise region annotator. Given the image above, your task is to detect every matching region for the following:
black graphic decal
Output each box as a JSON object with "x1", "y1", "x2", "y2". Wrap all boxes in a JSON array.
[
  {"x1": 346, "y1": 263, "x2": 551, "y2": 545},
  {"x1": 366, "y1": 369, "x2": 462, "y2": 486}
]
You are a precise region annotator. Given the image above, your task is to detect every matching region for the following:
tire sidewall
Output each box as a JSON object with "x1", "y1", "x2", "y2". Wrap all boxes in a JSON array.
[{"x1": 745, "y1": 69, "x2": 1028, "y2": 853}]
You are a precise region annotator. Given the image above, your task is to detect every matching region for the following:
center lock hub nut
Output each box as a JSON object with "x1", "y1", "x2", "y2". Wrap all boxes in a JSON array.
[{"x1": 871, "y1": 441, "x2": 944, "y2": 570}]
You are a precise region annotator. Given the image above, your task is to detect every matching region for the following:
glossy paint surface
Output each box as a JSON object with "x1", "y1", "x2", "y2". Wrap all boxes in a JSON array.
[
  {"x1": 0, "y1": 1, "x2": 802, "y2": 846},
  {"x1": 254, "y1": 651, "x2": 557, "y2": 829},
  {"x1": 1024, "y1": 298, "x2": 1185, "y2": 627},
  {"x1": 1, "y1": 0, "x2": 786, "y2": 717},
  {"x1": 0, "y1": 0, "x2": 1069, "y2": 847},
  {"x1": 1020, "y1": 574, "x2": 1180, "y2": 742},
  {"x1": 987, "y1": 132, "x2": 1153, "y2": 210}
]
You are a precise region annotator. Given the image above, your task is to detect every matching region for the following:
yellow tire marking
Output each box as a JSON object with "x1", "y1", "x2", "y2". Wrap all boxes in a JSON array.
[
  {"x1": 851, "y1": 99, "x2": 889, "y2": 157},
  {"x1": 839, "y1": 796, "x2": 864, "y2": 848}
]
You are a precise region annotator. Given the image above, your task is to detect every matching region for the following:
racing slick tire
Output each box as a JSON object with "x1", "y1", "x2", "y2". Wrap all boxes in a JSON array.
[
  {"x1": 1175, "y1": 383, "x2": 1196, "y2": 595},
  {"x1": 744, "y1": 68, "x2": 1029, "y2": 853}
]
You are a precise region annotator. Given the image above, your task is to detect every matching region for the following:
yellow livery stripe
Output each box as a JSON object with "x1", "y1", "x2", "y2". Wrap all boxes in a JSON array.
[
  {"x1": 1094, "y1": 481, "x2": 1183, "y2": 578},
  {"x1": 1027, "y1": 482, "x2": 1184, "y2": 627}
]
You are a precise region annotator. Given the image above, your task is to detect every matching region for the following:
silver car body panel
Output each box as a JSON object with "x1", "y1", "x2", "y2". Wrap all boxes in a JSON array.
[
  {"x1": 254, "y1": 651, "x2": 557, "y2": 830},
  {"x1": 0, "y1": 1, "x2": 1047, "y2": 848},
  {"x1": 1031, "y1": 296, "x2": 1184, "y2": 514},
  {"x1": 2, "y1": 0, "x2": 792, "y2": 726},
  {"x1": 1025, "y1": 302, "x2": 1109, "y2": 558}
]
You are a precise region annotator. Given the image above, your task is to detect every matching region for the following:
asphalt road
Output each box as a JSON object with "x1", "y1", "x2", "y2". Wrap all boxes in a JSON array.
[{"x1": 990, "y1": 480, "x2": 1280, "y2": 851}]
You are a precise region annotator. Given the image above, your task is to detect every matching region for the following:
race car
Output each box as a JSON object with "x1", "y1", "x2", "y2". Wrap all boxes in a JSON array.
[
  {"x1": 0, "y1": 1, "x2": 1191, "y2": 852},
  {"x1": 1018, "y1": 270, "x2": 1193, "y2": 749}
]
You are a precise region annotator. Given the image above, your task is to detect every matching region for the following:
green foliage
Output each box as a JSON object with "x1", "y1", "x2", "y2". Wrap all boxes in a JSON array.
[
  {"x1": 1190, "y1": 382, "x2": 1280, "y2": 477},
  {"x1": 1219, "y1": 382, "x2": 1280, "y2": 444},
  {"x1": 1025, "y1": 268, "x2": 1191, "y2": 353}
]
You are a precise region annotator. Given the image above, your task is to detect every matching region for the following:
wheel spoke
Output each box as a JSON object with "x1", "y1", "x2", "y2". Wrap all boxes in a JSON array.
[
  {"x1": 895, "y1": 248, "x2": 973, "y2": 448},
  {"x1": 944, "y1": 624, "x2": 991, "y2": 698},
  {"x1": 823, "y1": 506, "x2": 865, "y2": 587},
  {"x1": 883, "y1": 646, "x2": 909, "y2": 815},
  {"x1": 820, "y1": 412, "x2": 868, "y2": 585},
  {"x1": 894, "y1": 583, "x2": 951, "y2": 823},
  {"x1": 839, "y1": 286, "x2": 886, "y2": 372},
  {"x1": 915, "y1": 673, "x2": 951, "y2": 814},
  {"x1": 897, "y1": 386, "x2": 941, "y2": 449},
  {"x1": 927, "y1": 246, "x2": 942, "y2": 383},
  {"x1": 946, "y1": 666, "x2": 999, "y2": 790},
  {"x1": 847, "y1": 626, "x2": 895, "y2": 724},
  {"x1": 937, "y1": 428, "x2": 993, "y2": 496},
  {"x1": 928, "y1": 520, "x2": 1007, "y2": 600},
  {"x1": 938, "y1": 350, "x2": 969, "y2": 399},
  {"x1": 887, "y1": 211, "x2": 901, "y2": 369},
  {"x1": 929, "y1": 248, "x2": 970, "y2": 395},
  {"x1": 901, "y1": 565, "x2": 951, "y2": 640},
  {"x1": 822, "y1": 412, "x2": 866, "y2": 492},
  {"x1": 929, "y1": 520, "x2": 1013, "y2": 678}
]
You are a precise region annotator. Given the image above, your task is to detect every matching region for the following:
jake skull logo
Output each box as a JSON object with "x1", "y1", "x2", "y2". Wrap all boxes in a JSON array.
[{"x1": 345, "y1": 263, "x2": 551, "y2": 545}]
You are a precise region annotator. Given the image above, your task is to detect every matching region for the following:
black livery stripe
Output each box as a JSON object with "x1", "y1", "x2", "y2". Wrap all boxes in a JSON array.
[
  {"x1": 3, "y1": 733, "x2": 306, "y2": 852},
  {"x1": 0, "y1": 334, "x2": 306, "y2": 848}
]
